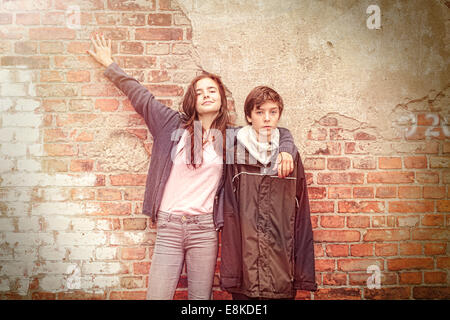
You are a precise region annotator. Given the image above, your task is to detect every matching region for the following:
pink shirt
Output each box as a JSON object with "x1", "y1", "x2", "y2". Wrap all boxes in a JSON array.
[{"x1": 159, "y1": 130, "x2": 223, "y2": 215}]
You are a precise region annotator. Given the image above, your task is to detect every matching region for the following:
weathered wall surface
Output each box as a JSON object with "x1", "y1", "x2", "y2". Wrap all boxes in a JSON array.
[{"x1": 0, "y1": 0, "x2": 449, "y2": 300}]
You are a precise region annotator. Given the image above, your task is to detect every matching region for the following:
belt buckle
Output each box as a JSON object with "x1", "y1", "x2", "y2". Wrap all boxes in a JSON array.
[{"x1": 181, "y1": 215, "x2": 187, "y2": 222}]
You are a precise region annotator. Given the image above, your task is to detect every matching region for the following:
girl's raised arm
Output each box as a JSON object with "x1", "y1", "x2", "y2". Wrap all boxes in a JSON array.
[{"x1": 87, "y1": 33, "x2": 177, "y2": 138}]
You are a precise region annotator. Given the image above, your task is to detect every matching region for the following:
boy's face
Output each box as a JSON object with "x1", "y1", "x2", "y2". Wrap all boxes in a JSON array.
[{"x1": 246, "y1": 101, "x2": 280, "y2": 140}]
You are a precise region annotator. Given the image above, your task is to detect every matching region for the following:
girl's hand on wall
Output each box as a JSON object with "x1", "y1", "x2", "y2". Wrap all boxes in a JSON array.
[
  {"x1": 277, "y1": 152, "x2": 294, "y2": 178},
  {"x1": 87, "y1": 33, "x2": 114, "y2": 68}
]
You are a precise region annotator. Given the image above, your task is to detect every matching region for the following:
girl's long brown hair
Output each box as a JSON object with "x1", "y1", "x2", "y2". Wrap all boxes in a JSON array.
[{"x1": 180, "y1": 72, "x2": 231, "y2": 168}]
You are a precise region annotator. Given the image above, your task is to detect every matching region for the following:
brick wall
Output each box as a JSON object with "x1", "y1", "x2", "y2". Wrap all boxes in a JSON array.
[{"x1": 0, "y1": 0, "x2": 449, "y2": 300}]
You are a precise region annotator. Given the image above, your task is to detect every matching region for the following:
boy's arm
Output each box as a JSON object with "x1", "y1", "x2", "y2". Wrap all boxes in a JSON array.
[
  {"x1": 293, "y1": 154, "x2": 318, "y2": 292},
  {"x1": 277, "y1": 127, "x2": 298, "y2": 178}
]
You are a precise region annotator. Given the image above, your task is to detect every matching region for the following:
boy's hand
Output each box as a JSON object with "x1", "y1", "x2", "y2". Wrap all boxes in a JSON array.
[
  {"x1": 277, "y1": 152, "x2": 294, "y2": 178},
  {"x1": 87, "y1": 33, "x2": 114, "y2": 68}
]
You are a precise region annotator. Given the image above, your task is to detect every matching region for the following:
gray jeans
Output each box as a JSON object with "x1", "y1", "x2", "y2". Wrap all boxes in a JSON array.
[{"x1": 146, "y1": 210, "x2": 218, "y2": 300}]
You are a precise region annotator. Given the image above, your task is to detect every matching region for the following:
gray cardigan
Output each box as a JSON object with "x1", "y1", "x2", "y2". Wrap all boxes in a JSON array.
[{"x1": 103, "y1": 62, "x2": 297, "y2": 229}]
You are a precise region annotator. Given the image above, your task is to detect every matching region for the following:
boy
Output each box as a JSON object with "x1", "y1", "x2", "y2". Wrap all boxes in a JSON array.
[{"x1": 220, "y1": 86, "x2": 317, "y2": 299}]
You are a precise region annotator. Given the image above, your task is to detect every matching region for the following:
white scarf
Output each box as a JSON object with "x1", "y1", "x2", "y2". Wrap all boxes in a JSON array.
[{"x1": 236, "y1": 125, "x2": 280, "y2": 165}]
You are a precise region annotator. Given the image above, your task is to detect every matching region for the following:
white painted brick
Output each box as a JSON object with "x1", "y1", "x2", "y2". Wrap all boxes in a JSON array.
[
  {"x1": 0, "y1": 243, "x2": 14, "y2": 260},
  {"x1": 95, "y1": 247, "x2": 117, "y2": 260},
  {"x1": 0, "y1": 188, "x2": 32, "y2": 201},
  {"x1": 56, "y1": 232, "x2": 107, "y2": 246},
  {"x1": 92, "y1": 276, "x2": 120, "y2": 288},
  {"x1": 0, "y1": 218, "x2": 15, "y2": 231},
  {"x1": 17, "y1": 159, "x2": 41, "y2": 172},
  {"x1": 2, "y1": 113, "x2": 42, "y2": 127},
  {"x1": 82, "y1": 262, "x2": 122, "y2": 275},
  {"x1": 0, "y1": 69, "x2": 13, "y2": 82},
  {"x1": 28, "y1": 143, "x2": 44, "y2": 156},
  {"x1": 2, "y1": 173, "x2": 97, "y2": 187},
  {"x1": 40, "y1": 246, "x2": 66, "y2": 260},
  {"x1": 1, "y1": 83, "x2": 28, "y2": 96},
  {"x1": 0, "y1": 201, "x2": 30, "y2": 216},
  {"x1": 28, "y1": 83, "x2": 36, "y2": 96},
  {"x1": 0, "y1": 128, "x2": 15, "y2": 141},
  {"x1": 32, "y1": 202, "x2": 85, "y2": 216},
  {"x1": 16, "y1": 278, "x2": 30, "y2": 295},
  {"x1": 96, "y1": 219, "x2": 114, "y2": 231},
  {"x1": 0, "y1": 278, "x2": 10, "y2": 291},
  {"x1": 44, "y1": 216, "x2": 71, "y2": 230},
  {"x1": 40, "y1": 275, "x2": 64, "y2": 291},
  {"x1": 17, "y1": 216, "x2": 41, "y2": 232},
  {"x1": 68, "y1": 246, "x2": 95, "y2": 260},
  {"x1": 4, "y1": 232, "x2": 53, "y2": 247},
  {"x1": 15, "y1": 127, "x2": 40, "y2": 142},
  {"x1": 0, "y1": 262, "x2": 31, "y2": 277},
  {"x1": 0, "y1": 98, "x2": 13, "y2": 111},
  {"x1": 15, "y1": 99, "x2": 40, "y2": 111},
  {"x1": 70, "y1": 218, "x2": 96, "y2": 231},
  {"x1": 15, "y1": 70, "x2": 33, "y2": 83},
  {"x1": 110, "y1": 231, "x2": 147, "y2": 246},
  {"x1": 14, "y1": 246, "x2": 38, "y2": 261},
  {"x1": 1, "y1": 143, "x2": 27, "y2": 157},
  {"x1": 32, "y1": 261, "x2": 74, "y2": 275},
  {"x1": 0, "y1": 159, "x2": 15, "y2": 173},
  {"x1": 35, "y1": 187, "x2": 70, "y2": 202}
]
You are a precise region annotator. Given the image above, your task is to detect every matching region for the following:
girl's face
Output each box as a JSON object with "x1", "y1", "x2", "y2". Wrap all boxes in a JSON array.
[{"x1": 194, "y1": 77, "x2": 222, "y2": 117}]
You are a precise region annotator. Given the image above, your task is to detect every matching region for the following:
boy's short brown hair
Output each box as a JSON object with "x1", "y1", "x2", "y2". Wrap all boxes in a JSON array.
[{"x1": 243, "y1": 86, "x2": 284, "y2": 124}]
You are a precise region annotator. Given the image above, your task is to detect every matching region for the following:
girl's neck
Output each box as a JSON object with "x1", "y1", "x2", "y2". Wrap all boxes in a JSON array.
[{"x1": 198, "y1": 112, "x2": 218, "y2": 131}]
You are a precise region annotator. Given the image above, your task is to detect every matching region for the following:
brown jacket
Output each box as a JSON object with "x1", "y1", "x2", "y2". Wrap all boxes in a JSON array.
[{"x1": 220, "y1": 142, "x2": 317, "y2": 298}]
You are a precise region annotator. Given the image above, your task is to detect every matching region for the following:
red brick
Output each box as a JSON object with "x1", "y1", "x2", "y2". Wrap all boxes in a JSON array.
[
  {"x1": 29, "y1": 28, "x2": 76, "y2": 40},
  {"x1": 416, "y1": 171, "x2": 439, "y2": 183},
  {"x1": 70, "y1": 160, "x2": 94, "y2": 172},
  {"x1": 67, "y1": 70, "x2": 90, "y2": 83},
  {"x1": 110, "y1": 174, "x2": 147, "y2": 186},
  {"x1": 436, "y1": 200, "x2": 450, "y2": 212},
  {"x1": 365, "y1": 287, "x2": 411, "y2": 300},
  {"x1": 148, "y1": 70, "x2": 170, "y2": 83},
  {"x1": 123, "y1": 188, "x2": 145, "y2": 201},
  {"x1": 87, "y1": 202, "x2": 131, "y2": 216},
  {"x1": 327, "y1": 157, "x2": 350, "y2": 170},
  {"x1": 399, "y1": 242, "x2": 422, "y2": 255},
  {"x1": 95, "y1": 99, "x2": 119, "y2": 112},
  {"x1": 375, "y1": 243, "x2": 398, "y2": 256},
  {"x1": 136, "y1": 28, "x2": 183, "y2": 40},
  {"x1": 389, "y1": 201, "x2": 434, "y2": 213},
  {"x1": 15, "y1": 41, "x2": 37, "y2": 54},
  {"x1": 337, "y1": 259, "x2": 383, "y2": 272},
  {"x1": 338, "y1": 201, "x2": 384, "y2": 213},
  {"x1": 398, "y1": 186, "x2": 422, "y2": 199},
  {"x1": 123, "y1": 218, "x2": 147, "y2": 230},
  {"x1": 307, "y1": 128, "x2": 327, "y2": 140},
  {"x1": 413, "y1": 287, "x2": 450, "y2": 299},
  {"x1": 424, "y1": 272, "x2": 447, "y2": 284},
  {"x1": 307, "y1": 187, "x2": 326, "y2": 199},
  {"x1": 97, "y1": 188, "x2": 122, "y2": 201},
  {"x1": 107, "y1": 0, "x2": 155, "y2": 10},
  {"x1": 16, "y1": 13, "x2": 40, "y2": 25},
  {"x1": 353, "y1": 187, "x2": 374, "y2": 198},
  {"x1": 350, "y1": 243, "x2": 373, "y2": 256},
  {"x1": 57, "y1": 292, "x2": 106, "y2": 300},
  {"x1": 81, "y1": 84, "x2": 122, "y2": 96},
  {"x1": 424, "y1": 242, "x2": 446, "y2": 255},
  {"x1": 133, "y1": 262, "x2": 150, "y2": 274},
  {"x1": 354, "y1": 131, "x2": 376, "y2": 140},
  {"x1": 352, "y1": 157, "x2": 376, "y2": 169},
  {"x1": 318, "y1": 116, "x2": 337, "y2": 126},
  {"x1": 329, "y1": 128, "x2": 343, "y2": 140},
  {"x1": 378, "y1": 157, "x2": 402, "y2": 169},
  {"x1": 145, "y1": 84, "x2": 183, "y2": 97},
  {"x1": 121, "y1": 248, "x2": 146, "y2": 260},
  {"x1": 437, "y1": 257, "x2": 450, "y2": 269},
  {"x1": 404, "y1": 156, "x2": 427, "y2": 168},
  {"x1": 314, "y1": 288, "x2": 361, "y2": 300},
  {"x1": 328, "y1": 187, "x2": 352, "y2": 199},
  {"x1": 109, "y1": 291, "x2": 146, "y2": 300},
  {"x1": 367, "y1": 171, "x2": 414, "y2": 184},
  {"x1": 44, "y1": 144, "x2": 76, "y2": 156},
  {"x1": 325, "y1": 244, "x2": 348, "y2": 257},
  {"x1": 304, "y1": 157, "x2": 325, "y2": 170},
  {"x1": 116, "y1": 56, "x2": 156, "y2": 69},
  {"x1": 323, "y1": 273, "x2": 347, "y2": 286},
  {"x1": 314, "y1": 230, "x2": 360, "y2": 242},
  {"x1": 320, "y1": 216, "x2": 345, "y2": 228},
  {"x1": 347, "y1": 216, "x2": 370, "y2": 228},
  {"x1": 421, "y1": 214, "x2": 445, "y2": 226},
  {"x1": 423, "y1": 186, "x2": 446, "y2": 199},
  {"x1": 387, "y1": 258, "x2": 433, "y2": 271},
  {"x1": 315, "y1": 259, "x2": 335, "y2": 272},
  {"x1": 44, "y1": 129, "x2": 67, "y2": 142},
  {"x1": 399, "y1": 272, "x2": 422, "y2": 284},
  {"x1": 310, "y1": 201, "x2": 334, "y2": 213},
  {"x1": 40, "y1": 70, "x2": 63, "y2": 82},
  {"x1": 317, "y1": 172, "x2": 364, "y2": 184},
  {"x1": 413, "y1": 228, "x2": 449, "y2": 241},
  {"x1": 148, "y1": 13, "x2": 172, "y2": 26},
  {"x1": 363, "y1": 229, "x2": 409, "y2": 241}
]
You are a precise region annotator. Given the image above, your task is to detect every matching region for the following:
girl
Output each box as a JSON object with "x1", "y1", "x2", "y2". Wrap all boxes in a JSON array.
[{"x1": 87, "y1": 34, "x2": 297, "y2": 300}]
